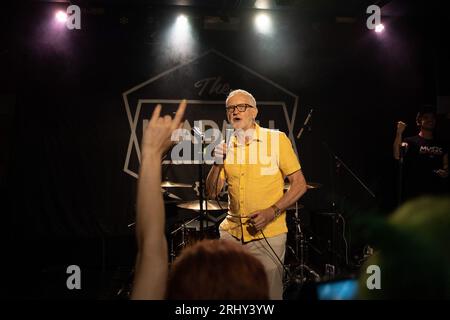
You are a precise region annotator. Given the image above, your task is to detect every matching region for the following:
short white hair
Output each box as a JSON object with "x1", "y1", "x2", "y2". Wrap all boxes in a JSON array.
[{"x1": 226, "y1": 89, "x2": 257, "y2": 108}]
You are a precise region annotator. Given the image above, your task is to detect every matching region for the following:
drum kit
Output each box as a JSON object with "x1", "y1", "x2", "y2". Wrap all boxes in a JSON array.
[
  {"x1": 158, "y1": 178, "x2": 323, "y2": 285},
  {"x1": 159, "y1": 181, "x2": 228, "y2": 263}
]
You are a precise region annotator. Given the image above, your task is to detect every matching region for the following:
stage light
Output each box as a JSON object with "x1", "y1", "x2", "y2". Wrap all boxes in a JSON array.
[
  {"x1": 172, "y1": 15, "x2": 190, "y2": 41},
  {"x1": 175, "y1": 15, "x2": 189, "y2": 30},
  {"x1": 55, "y1": 10, "x2": 67, "y2": 23},
  {"x1": 375, "y1": 23, "x2": 385, "y2": 33},
  {"x1": 167, "y1": 14, "x2": 195, "y2": 57},
  {"x1": 254, "y1": 13, "x2": 272, "y2": 35}
]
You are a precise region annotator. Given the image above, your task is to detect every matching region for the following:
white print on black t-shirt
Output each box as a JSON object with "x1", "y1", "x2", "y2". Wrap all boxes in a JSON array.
[{"x1": 419, "y1": 145, "x2": 443, "y2": 156}]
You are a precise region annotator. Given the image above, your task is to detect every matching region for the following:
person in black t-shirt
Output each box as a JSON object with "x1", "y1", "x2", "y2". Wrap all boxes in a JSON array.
[{"x1": 393, "y1": 107, "x2": 449, "y2": 200}]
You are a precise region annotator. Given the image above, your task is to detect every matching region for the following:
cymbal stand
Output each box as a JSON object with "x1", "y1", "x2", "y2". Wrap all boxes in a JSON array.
[{"x1": 290, "y1": 202, "x2": 320, "y2": 283}]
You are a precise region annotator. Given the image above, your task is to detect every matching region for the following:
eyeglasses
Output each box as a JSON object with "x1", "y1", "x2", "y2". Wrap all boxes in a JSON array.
[{"x1": 226, "y1": 104, "x2": 254, "y2": 113}]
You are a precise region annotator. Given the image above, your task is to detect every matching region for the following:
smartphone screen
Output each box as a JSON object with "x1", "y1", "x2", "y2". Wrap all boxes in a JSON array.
[{"x1": 316, "y1": 279, "x2": 359, "y2": 300}]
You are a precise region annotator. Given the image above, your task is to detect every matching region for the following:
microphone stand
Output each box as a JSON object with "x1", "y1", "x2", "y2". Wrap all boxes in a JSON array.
[
  {"x1": 295, "y1": 108, "x2": 375, "y2": 279},
  {"x1": 289, "y1": 108, "x2": 321, "y2": 284},
  {"x1": 193, "y1": 126, "x2": 207, "y2": 235},
  {"x1": 322, "y1": 142, "x2": 376, "y2": 204},
  {"x1": 321, "y1": 142, "x2": 375, "y2": 273},
  {"x1": 397, "y1": 144, "x2": 407, "y2": 206},
  {"x1": 296, "y1": 109, "x2": 314, "y2": 139}
]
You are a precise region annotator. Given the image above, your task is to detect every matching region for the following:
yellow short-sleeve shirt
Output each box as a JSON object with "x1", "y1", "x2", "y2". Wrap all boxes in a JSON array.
[{"x1": 219, "y1": 124, "x2": 301, "y2": 242}]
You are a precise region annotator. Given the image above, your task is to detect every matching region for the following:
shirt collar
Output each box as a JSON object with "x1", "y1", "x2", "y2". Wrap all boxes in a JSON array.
[{"x1": 231, "y1": 123, "x2": 263, "y2": 146}]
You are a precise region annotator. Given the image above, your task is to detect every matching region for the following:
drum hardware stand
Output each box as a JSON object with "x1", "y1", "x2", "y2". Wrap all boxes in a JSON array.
[
  {"x1": 289, "y1": 202, "x2": 320, "y2": 283},
  {"x1": 169, "y1": 216, "x2": 199, "y2": 263}
]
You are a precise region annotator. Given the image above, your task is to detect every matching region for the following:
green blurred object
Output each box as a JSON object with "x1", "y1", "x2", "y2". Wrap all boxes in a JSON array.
[{"x1": 358, "y1": 196, "x2": 450, "y2": 299}]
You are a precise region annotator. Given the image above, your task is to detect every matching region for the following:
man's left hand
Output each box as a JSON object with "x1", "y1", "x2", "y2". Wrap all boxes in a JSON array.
[{"x1": 249, "y1": 208, "x2": 276, "y2": 231}]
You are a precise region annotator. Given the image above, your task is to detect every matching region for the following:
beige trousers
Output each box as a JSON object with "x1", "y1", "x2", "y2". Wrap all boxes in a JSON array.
[{"x1": 220, "y1": 231, "x2": 287, "y2": 300}]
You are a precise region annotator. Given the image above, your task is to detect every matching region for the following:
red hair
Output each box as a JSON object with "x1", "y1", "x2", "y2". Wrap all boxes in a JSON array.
[{"x1": 167, "y1": 239, "x2": 269, "y2": 300}]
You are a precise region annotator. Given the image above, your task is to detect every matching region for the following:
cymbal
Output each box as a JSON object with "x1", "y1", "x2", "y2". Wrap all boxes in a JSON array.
[
  {"x1": 284, "y1": 182, "x2": 322, "y2": 190},
  {"x1": 161, "y1": 181, "x2": 191, "y2": 188},
  {"x1": 177, "y1": 200, "x2": 228, "y2": 211}
]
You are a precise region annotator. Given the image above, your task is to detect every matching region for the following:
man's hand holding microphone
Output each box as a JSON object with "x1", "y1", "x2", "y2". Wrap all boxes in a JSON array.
[{"x1": 213, "y1": 142, "x2": 227, "y2": 166}]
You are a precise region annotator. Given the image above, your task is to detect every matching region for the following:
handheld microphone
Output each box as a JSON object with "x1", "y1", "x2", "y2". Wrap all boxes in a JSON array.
[
  {"x1": 225, "y1": 124, "x2": 234, "y2": 153},
  {"x1": 213, "y1": 125, "x2": 234, "y2": 165},
  {"x1": 296, "y1": 108, "x2": 314, "y2": 139},
  {"x1": 219, "y1": 124, "x2": 234, "y2": 162}
]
